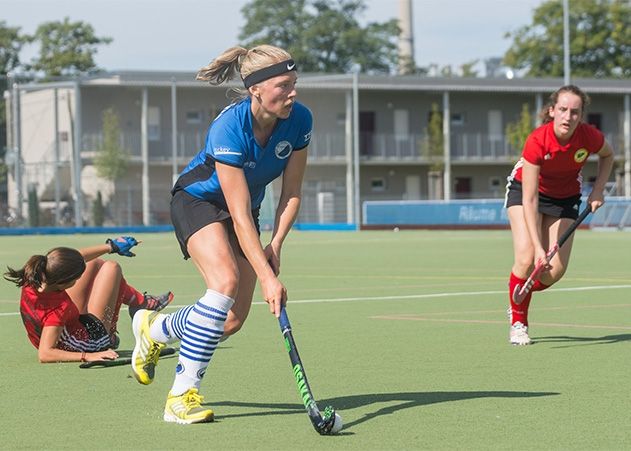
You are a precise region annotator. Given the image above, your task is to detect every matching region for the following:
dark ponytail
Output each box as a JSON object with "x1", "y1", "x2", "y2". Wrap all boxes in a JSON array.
[
  {"x1": 4, "y1": 255, "x2": 48, "y2": 288},
  {"x1": 4, "y1": 247, "x2": 85, "y2": 289}
]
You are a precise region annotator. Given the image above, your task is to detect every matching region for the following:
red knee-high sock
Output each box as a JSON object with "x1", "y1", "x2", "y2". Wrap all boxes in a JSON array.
[
  {"x1": 118, "y1": 277, "x2": 144, "y2": 307},
  {"x1": 532, "y1": 280, "x2": 549, "y2": 292},
  {"x1": 105, "y1": 279, "x2": 141, "y2": 340},
  {"x1": 509, "y1": 272, "x2": 533, "y2": 326},
  {"x1": 109, "y1": 293, "x2": 124, "y2": 335}
]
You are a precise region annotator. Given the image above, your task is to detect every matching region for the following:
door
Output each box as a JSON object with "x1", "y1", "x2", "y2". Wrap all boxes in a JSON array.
[
  {"x1": 454, "y1": 177, "x2": 472, "y2": 199},
  {"x1": 360, "y1": 111, "x2": 376, "y2": 156},
  {"x1": 405, "y1": 175, "x2": 421, "y2": 200}
]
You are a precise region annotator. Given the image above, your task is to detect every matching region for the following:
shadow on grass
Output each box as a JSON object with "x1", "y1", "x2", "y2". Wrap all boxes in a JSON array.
[
  {"x1": 78, "y1": 348, "x2": 179, "y2": 369},
  {"x1": 104, "y1": 348, "x2": 182, "y2": 359},
  {"x1": 213, "y1": 390, "x2": 558, "y2": 430},
  {"x1": 534, "y1": 333, "x2": 631, "y2": 348}
]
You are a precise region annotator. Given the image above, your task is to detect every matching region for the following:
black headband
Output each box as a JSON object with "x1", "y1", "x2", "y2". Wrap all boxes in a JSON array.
[{"x1": 242, "y1": 59, "x2": 297, "y2": 88}]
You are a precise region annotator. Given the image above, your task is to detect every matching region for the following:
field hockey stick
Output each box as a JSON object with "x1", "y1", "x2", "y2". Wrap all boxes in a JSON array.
[
  {"x1": 79, "y1": 347, "x2": 176, "y2": 369},
  {"x1": 512, "y1": 207, "x2": 591, "y2": 303},
  {"x1": 278, "y1": 307, "x2": 339, "y2": 435}
]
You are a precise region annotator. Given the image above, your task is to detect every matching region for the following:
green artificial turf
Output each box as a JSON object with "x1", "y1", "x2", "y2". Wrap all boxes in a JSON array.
[{"x1": 0, "y1": 230, "x2": 629, "y2": 449}]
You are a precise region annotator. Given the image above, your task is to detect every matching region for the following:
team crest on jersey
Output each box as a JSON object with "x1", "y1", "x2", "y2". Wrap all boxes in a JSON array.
[
  {"x1": 574, "y1": 148, "x2": 589, "y2": 163},
  {"x1": 274, "y1": 141, "x2": 293, "y2": 159}
]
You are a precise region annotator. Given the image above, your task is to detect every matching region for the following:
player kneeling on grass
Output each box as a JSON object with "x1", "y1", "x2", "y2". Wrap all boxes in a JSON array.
[
  {"x1": 504, "y1": 85, "x2": 614, "y2": 346},
  {"x1": 3, "y1": 236, "x2": 173, "y2": 363},
  {"x1": 130, "y1": 43, "x2": 311, "y2": 425}
]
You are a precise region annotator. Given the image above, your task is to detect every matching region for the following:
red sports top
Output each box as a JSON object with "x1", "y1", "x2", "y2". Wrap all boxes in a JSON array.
[
  {"x1": 19, "y1": 285, "x2": 89, "y2": 350},
  {"x1": 509, "y1": 121, "x2": 604, "y2": 198}
]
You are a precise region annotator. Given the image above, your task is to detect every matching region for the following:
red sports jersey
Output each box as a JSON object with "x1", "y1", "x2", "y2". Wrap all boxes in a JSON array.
[
  {"x1": 509, "y1": 121, "x2": 604, "y2": 198},
  {"x1": 19, "y1": 285, "x2": 91, "y2": 350}
]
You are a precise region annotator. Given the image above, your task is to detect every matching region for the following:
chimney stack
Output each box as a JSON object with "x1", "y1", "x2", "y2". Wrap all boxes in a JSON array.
[{"x1": 398, "y1": 0, "x2": 415, "y2": 74}]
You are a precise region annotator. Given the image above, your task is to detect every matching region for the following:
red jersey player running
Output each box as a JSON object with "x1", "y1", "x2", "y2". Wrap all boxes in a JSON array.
[
  {"x1": 504, "y1": 85, "x2": 614, "y2": 345},
  {"x1": 4, "y1": 237, "x2": 173, "y2": 363}
]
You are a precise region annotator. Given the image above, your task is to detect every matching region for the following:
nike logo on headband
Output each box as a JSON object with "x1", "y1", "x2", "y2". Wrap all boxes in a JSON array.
[{"x1": 287, "y1": 63, "x2": 295, "y2": 70}]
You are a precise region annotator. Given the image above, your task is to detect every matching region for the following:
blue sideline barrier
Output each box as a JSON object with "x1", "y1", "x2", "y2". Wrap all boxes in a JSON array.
[
  {"x1": 0, "y1": 225, "x2": 175, "y2": 236},
  {"x1": 0, "y1": 223, "x2": 357, "y2": 236},
  {"x1": 363, "y1": 199, "x2": 511, "y2": 228}
]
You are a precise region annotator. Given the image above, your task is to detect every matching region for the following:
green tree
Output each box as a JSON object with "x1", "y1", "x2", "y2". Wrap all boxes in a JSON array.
[
  {"x1": 0, "y1": 21, "x2": 30, "y2": 76},
  {"x1": 1, "y1": 21, "x2": 31, "y2": 186},
  {"x1": 460, "y1": 60, "x2": 479, "y2": 77},
  {"x1": 27, "y1": 185, "x2": 40, "y2": 227},
  {"x1": 239, "y1": 0, "x2": 400, "y2": 73},
  {"x1": 423, "y1": 103, "x2": 444, "y2": 172},
  {"x1": 29, "y1": 17, "x2": 112, "y2": 79},
  {"x1": 505, "y1": 103, "x2": 533, "y2": 160},
  {"x1": 94, "y1": 107, "x2": 128, "y2": 181},
  {"x1": 92, "y1": 190, "x2": 105, "y2": 226},
  {"x1": 503, "y1": 0, "x2": 631, "y2": 78}
]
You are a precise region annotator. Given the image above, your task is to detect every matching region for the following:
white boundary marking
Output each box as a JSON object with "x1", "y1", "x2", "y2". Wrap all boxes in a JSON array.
[{"x1": 2, "y1": 284, "x2": 630, "y2": 317}]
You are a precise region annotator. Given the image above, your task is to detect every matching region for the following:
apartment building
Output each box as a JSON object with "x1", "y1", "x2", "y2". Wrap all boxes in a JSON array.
[{"x1": 5, "y1": 71, "x2": 631, "y2": 226}]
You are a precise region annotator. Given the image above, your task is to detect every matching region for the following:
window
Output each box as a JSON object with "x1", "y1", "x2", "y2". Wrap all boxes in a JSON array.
[
  {"x1": 450, "y1": 113, "x2": 465, "y2": 126},
  {"x1": 489, "y1": 176, "x2": 502, "y2": 190},
  {"x1": 371, "y1": 177, "x2": 386, "y2": 192},
  {"x1": 186, "y1": 110, "x2": 202, "y2": 124},
  {"x1": 587, "y1": 113, "x2": 602, "y2": 130},
  {"x1": 488, "y1": 110, "x2": 502, "y2": 141},
  {"x1": 454, "y1": 177, "x2": 472, "y2": 199},
  {"x1": 394, "y1": 109, "x2": 409, "y2": 136},
  {"x1": 148, "y1": 107, "x2": 160, "y2": 141}
]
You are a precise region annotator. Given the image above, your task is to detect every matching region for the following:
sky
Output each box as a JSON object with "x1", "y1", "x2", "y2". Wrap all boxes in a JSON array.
[{"x1": 2, "y1": 0, "x2": 546, "y2": 74}]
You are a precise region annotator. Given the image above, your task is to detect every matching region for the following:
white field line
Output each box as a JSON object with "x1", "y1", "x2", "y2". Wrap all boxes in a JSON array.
[
  {"x1": 1, "y1": 284, "x2": 630, "y2": 318},
  {"x1": 372, "y1": 316, "x2": 631, "y2": 331}
]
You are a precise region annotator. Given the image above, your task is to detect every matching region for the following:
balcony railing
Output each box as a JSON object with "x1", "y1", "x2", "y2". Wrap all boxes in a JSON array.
[{"x1": 81, "y1": 131, "x2": 624, "y2": 164}]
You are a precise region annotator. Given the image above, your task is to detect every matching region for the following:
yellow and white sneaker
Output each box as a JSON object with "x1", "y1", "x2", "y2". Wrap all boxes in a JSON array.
[
  {"x1": 131, "y1": 309, "x2": 165, "y2": 385},
  {"x1": 163, "y1": 388, "x2": 214, "y2": 424}
]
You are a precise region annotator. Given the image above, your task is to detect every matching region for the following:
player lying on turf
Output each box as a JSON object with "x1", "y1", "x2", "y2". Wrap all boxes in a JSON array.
[
  {"x1": 504, "y1": 85, "x2": 614, "y2": 346},
  {"x1": 129, "y1": 43, "x2": 311, "y2": 424},
  {"x1": 3, "y1": 236, "x2": 173, "y2": 363}
]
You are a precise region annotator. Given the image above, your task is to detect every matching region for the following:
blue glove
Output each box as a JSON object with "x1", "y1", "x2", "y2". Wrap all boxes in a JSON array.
[{"x1": 106, "y1": 236, "x2": 138, "y2": 257}]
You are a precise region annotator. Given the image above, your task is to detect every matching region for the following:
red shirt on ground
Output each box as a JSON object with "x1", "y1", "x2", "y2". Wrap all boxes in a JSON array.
[
  {"x1": 510, "y1": 121, "x2": 604, "y2": 198},
  {"x1": 19, "y1": 285, "x2": 88, "y2": 350}
]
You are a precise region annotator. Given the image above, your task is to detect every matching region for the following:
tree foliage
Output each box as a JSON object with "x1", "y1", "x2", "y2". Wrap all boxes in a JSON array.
[
  {"x1": 504, "y1": 0, "x2": 631, "y2": 78},
  {"x1": 92, "y1": 191, "x2": 105, "y2": 226},
  {"x1": 27, "y1": 185, "x2": 40, "y2": 227},
  {"x1": 0, "y1": 21, "x2": 30, "y2": 75},
  {"x1": 29, "y1": 17, "x2": 112, "y2": 79},
  {"x1": 1, "y1": 21, "x2": 31, "y2": 158},
  {"x1": 423, "y1": 103, "x2": 444, "y2": 171},
  {"x1": 239, "y1": 0, "x2": 400, "y2": 73},
  {"x1": 94, "y1": 108, "x2": 128, "y2": 181},
  {"x1": 505, "y1": 103, "x2": 534, "y2": 160}
]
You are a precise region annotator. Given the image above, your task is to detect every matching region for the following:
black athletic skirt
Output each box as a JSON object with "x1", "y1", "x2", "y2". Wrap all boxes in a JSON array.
[
  {"x1": 505, "y1": 180, "x2": 581, "y2": 219},
  {"x1": 170, "y1": 189, "x2": 260, "y2": 259}
]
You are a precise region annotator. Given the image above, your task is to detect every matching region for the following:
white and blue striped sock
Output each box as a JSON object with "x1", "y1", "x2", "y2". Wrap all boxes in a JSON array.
[
  {"x1": 169, "y1": 289, "x2": 234, "y2": 396},
  {"x1": 149, "y1": 305, "x2": 195, "y2": 344}
]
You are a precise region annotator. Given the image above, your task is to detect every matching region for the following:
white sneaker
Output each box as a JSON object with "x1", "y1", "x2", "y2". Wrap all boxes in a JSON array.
[{"x1": 510, "y1": 321, "x2": 531, "y2": 346}]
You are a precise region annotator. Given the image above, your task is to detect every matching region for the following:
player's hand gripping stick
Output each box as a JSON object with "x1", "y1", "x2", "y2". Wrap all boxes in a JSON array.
[{"x1": 512, "y1": 207, "x2": 591, "y2": 304}]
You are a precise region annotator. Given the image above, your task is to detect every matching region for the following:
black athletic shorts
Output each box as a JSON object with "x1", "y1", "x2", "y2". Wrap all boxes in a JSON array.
[
  {"x1": 170, "y1": 189, "x2": 260, "y2": 259},
  {"x1": 77, "y1": 313, "x2": 113, "y2": 351},
  {"x1": 505, "y1": 180, "x2": 581, "y2": 219}
]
